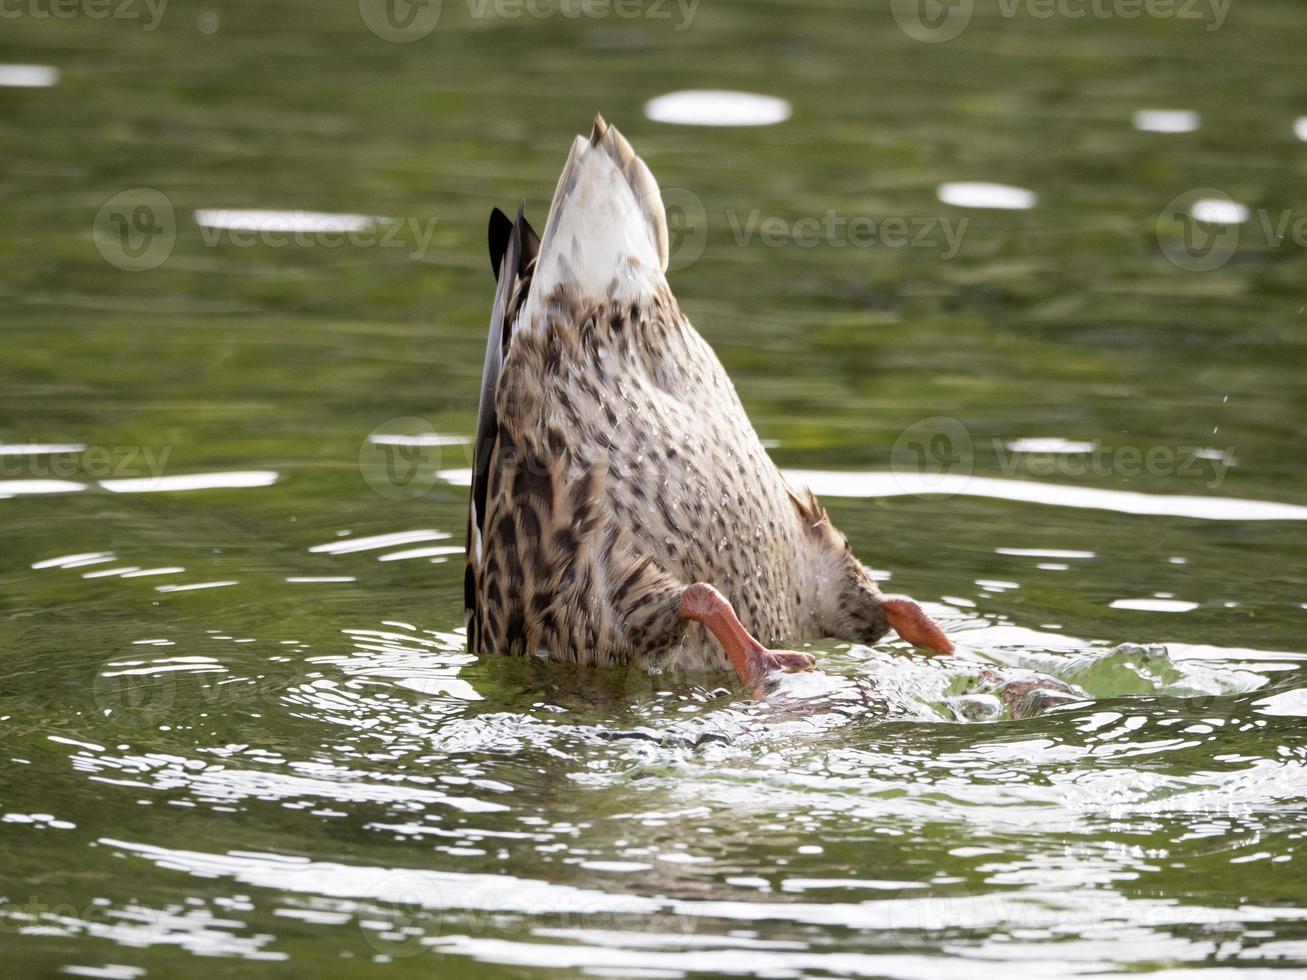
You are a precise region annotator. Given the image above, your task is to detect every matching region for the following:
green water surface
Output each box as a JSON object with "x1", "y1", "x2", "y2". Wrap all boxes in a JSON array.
[{"x1": 2, "y1": 0, "x2": 1306, "y2": 976}]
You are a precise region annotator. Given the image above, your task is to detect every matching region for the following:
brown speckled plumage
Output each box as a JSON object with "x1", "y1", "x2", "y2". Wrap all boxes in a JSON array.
[{"x1": 465, "y1": 116, "x2": 947, "y2": 678}]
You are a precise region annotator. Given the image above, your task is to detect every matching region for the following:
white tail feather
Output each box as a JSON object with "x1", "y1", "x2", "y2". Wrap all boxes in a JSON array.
[{"x1": 518, "y1": 119, "x2": 668, "y2": 333}]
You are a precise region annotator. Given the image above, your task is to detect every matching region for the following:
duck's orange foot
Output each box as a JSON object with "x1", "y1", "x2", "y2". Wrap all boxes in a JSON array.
[
  {"x1": 751, "y1": 649, "x2": 815, "y2": 675},
  {"x1": 678, "y1": 583, "x2": 813, "y2": 689}
]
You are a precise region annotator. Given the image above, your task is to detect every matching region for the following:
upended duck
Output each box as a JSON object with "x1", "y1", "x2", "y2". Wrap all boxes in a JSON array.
[{"x1": 465, "y1": 115, "x2": 953, "y2": 690}]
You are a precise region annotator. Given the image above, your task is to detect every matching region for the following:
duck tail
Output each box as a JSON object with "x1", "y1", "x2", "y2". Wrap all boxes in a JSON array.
[{"x1": 516, "y1": 114, "x2": 669, "y2": 331}]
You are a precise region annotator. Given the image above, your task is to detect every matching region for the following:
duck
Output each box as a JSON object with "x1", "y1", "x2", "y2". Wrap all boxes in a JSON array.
[{"x1": 464, "y1": 114, "x2": 953, "y2": 691}]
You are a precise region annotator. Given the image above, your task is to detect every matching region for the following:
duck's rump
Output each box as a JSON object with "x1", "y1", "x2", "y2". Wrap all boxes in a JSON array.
[
  {"x1": 465, "y1": 118, "x2": 816, "y2": 669},
  {"x1": 472, "y1": 297, "x2": 814, "y2": 670}
]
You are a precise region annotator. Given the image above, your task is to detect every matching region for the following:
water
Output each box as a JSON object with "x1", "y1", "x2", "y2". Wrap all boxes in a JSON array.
[{"x1": 3, "y1": 0, "x2": 1307, "y2": 976}]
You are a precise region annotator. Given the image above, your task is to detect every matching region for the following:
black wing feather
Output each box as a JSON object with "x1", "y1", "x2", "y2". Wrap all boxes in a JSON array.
[
  {"x1": 488, "y1": 207, "x2": 513, "y2": 281},
  {"x1": 466, "y1": 205, "x2": 539, "y2": 628}
]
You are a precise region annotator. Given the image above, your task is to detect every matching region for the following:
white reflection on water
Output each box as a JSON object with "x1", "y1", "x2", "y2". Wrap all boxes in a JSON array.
[
  {"x1": 1190, "y1": 197, "x2": 1249, "y2": 225},
  {"x1": 1255, "y1": 689, "x2": 1307, "y2": 716},
  {"x1": 64, "y1": 555, "x2": 116, "y2": 569},
  {"x1": 996, "y1": 547, "x2": 1095, "y2": 558},
  {"x1": 0, "y1": 442, "x2": 86, "y2": 455},
  {"x1": 437, "y1": 468, "x2": 473, "y2": 486},
  {"x1": 155, "y1": 581, "x2": 239, "y2": 592},
  {"x1": 784, "y1": 469, "x2": 1307, "y2": 520},
  {"x1": 0, "y1": 479, "x2": 86, "y2": 498},
  {"x1": 62, "y1": 967, "x2": 143, "y2": 979},
  {"x1": 937, "y1": 182, "x2": 1037, "y2": 210},
  {"x1": 320, "y1": 626, "x2": 482, "y2": 703},
  {"x1": 1133, "y1": 109, "x2": 1200, "y2": 133},
  {"x1": 26, "y1": 603, "x2": 1302, "y2": 975},
  {"x1": 32, "y1": 551, "x2": 113, "y2": 569},
  {"x1": 1110, "y1": 598, "x2": 1200, "y2": 613},
  {"x1": 378, "y1": 545, "x2": 464, "y2": 561},
  {"x1": 82, "y1": 566, "x2": 144, "y2": 579},
  {"x1": 192, "y1": 210, "x2": 385, "y2": 233},
  {"x1": 644, "y1": 90, "x2": 791, "y2": 127},
  {"x1": 1005, "y1": 437, "x2": 1096, "y2": 454},
  {"x1": 368, "y1": 433, "x2": 469, "y2": 447},
  {"x1": 87, "y1": 836, "x2": 1307, "y2": 978},
  {"x1": 100, "y1": 656, "x2": 225, "y2": 678},
  {"x1": 308, "y1": 529, "x2": 449, "y2": 554},
  {"x1": 100, "y1": 471, "x2": 278, "y2": 493},
  {"x1": 27, "y1": 897, "x2": 281, "y2": 962},
  {"x1": 0, "y1": 65, "x2": 59, "y2": 88}
]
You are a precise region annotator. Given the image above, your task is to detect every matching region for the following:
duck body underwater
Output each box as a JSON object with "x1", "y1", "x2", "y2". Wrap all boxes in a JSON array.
[{"x1": 464, "y1": 115, "x2": 953, "y2": 691}]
